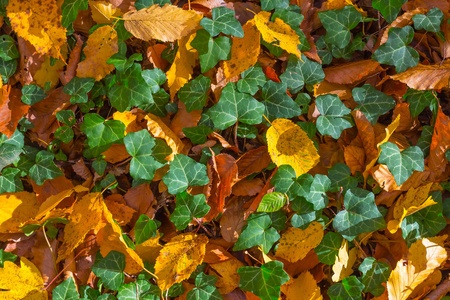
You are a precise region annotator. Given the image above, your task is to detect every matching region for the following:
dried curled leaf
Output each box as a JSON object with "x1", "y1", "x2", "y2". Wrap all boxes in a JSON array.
[
  {"x1": 390, "y1": 60, "x2": 450, "y2": 90},
  {"x1": 123, "y1": 4, "x2": 202, "y2": 42}
]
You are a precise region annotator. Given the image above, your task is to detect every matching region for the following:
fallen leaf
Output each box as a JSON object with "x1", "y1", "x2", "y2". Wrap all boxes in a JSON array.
[
  {"x1": 0, "y1": 192, "x2": 39, "y2": 233},
  {"x1": 0, "y1": 85, "x2": 29, "y2": 138},
  {"x1": 390, "y1": 60, "x2": 450, "y2": 90},
  {"x1": 276, "y1": 222, "x2": 324, "y2": 263},
  {"x1": 77, "y1": 25, "x2": 118, "y2": 81},
  {"x1": 236, "y1": 146, "x2": 271, "y2": 180},
  {"x1": 332, "y1": 239, "x2": 357, "y2": 282},
  {"x1": 123, "y1": 4, "x2": 202, "y2": 42},
  {"x1": 0, "y1": 257, "x2": 48, "y2": 299},
  {"x1": 154, "y1": 233, "x2": 208, "y2": 291},
  {"x1": 208, "y1": 257, "x2": 244, "y2": 294},
  {"x1": 428, "y1": 108, "x2": 450, "y2": 180},
  {"x1": 324, "y1": 60, "x2": 383, "y2": 85},
  {"x1": 90, "y1": 0, "x2": 123, "y2": 24},
  {"x1": 281, "y1": 271, "x2": 322, "y2": 300},
  {"x1": 266, "y1": 118, "x2": 320, "y2": 177}
]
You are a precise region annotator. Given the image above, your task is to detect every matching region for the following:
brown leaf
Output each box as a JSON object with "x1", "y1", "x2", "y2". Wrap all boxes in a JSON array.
[
  {"x1": 324, "y1": 60, "x2": 384, "y2": 85},
  {"x1": 232, "y1": 178, "x2": 264, "y2": 196},
  {"x1": 428, "y1": 108, "x2": 450, "y2": 180},
  {"x1": 220, "y1": 197, "x2": 246, "y2": 243},
  {"x1": 236, "y1": 146, "x2": 271, "y2": 180},
  {"x1": 352, "y1": 110, "x2": 378, "y2": 164},
  {"x1": 0, "y1": 86, "x2": 29, "y2": 138},
  {"x1": 390, "y1": 60, "x2": 450, "y2": 90},
  {"x1": 124, "y1": 183, "x2": 156, "y2": 223},
  {"x1": 379, "y1": 8, "x2": 428, "y2": 45},
  {"x1": 170, "y1": 102, "x2": 201, "y2": 138}
]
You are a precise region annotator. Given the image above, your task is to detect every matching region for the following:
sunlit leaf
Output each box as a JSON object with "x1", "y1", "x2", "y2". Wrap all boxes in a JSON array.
[
  {"x1": 318, "y1": 6, "x2": 362, "y2": 48},
  {"x1": 191, "y1": 29, "x2": 231, "y2": 73},
  {"x1": 200, "y1": 7, "x2": 243, "y2": 38},
  {"x1": 170, "y1": 192, "x2": 210, "y2": 230},
  {"x1": 178, "y1": 75, "x2": 211, "y2": 112},
  {"x1": 53, "y1": 277, "x2": 79, "y2": 300},
  {"x1": 372, "y1": 0, "x2": 407, "y2": 23}
]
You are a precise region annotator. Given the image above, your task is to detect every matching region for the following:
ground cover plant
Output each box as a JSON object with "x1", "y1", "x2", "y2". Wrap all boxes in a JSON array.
[{"x1": 0, "y1": 0, "x2": 450, "y2": 299}]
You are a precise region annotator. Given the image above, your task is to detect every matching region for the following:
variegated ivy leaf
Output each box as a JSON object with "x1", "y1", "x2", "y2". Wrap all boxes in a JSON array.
[
  {"x1": 318, "y1": 6, "x2": 362, "y2": 48},
  {"x1": 187, "y1": 273, "x2": 222, "y2": 300},
  {"x1": 372, "y1": 26, "x2": 419, "y2": 73},
  {"x1": 261, "y1": 81, "x2": 301, "y2": 121},
  {"x1": 63, "y1": 77, "x2": 95, "y2": 104},
  {"x1": 191, "y1": 29, "x2": 231, "y2": 73},
  {"x1": 315, "y1": 231, "x2": 343, "y2": 265},
  {"x1": 352, "y1": 84, "x2": 396, "y2": 125},
  {"x1": 359, "y1": 257, "x2": 391, "y2": 297},
  {"x1": 378, "y1": 142, "x2": 424, "y2": 185},
  {"x1": 141, "y1": 67, "x2": 166, "y2": 93},
  {"x1": 0, "y1": 131, "x2": 24, "y2": 172},
  {"x1": 280, "y1": 54, "x2": 325, "y2": 94},
  {"x1": 315, "y1": 94, "x2": 352, "y2": 139},
  {"x1": 29, "y1": 151, "x2": 64, "y2": 186},
  {"x1": 372, "y1": 0, "x2": 407, "y2": 23},
  {"x1": 237, "y1": 66, "x2": 267, "y2": 95},
  {"x1": 0, "y1": 168, "x2": 23, "y2": 193},
  {"x1": 61, "y1": 0, "x2": 88, "y2": 32},
  {"x1": 21, "y1": 84, "x2": 46, "y2": 106},
  {"x1": 413, "y1": 8, "x2": 444, "y2": 32}
]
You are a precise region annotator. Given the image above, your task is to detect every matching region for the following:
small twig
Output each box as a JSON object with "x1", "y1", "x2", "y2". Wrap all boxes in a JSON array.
[{"x1": 425, "y1": 277, "x2": 450, "y2": 300}]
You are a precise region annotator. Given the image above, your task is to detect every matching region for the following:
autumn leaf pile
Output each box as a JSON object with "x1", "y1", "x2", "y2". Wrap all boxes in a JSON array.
[{"x1": 1, "y1": 0, "x2": 450, "y2": 299}]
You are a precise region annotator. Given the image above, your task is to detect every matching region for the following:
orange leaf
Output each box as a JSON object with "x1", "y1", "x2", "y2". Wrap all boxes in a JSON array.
[
  {"x1": 77, "y1": 25, "x2": 118, "y2": 81},
  {"x1": 170, "y1": 102, "x2": 202, "y2": 138},
  {"x1": 324, "y1": 60, "x2": 383, "y2": 85},
  {"x1": 352, "y1": 110, "x2": 378, "y2": 164},
  {"x1": 236, "y1": 146, "x2": 272, "y2": 180},
  {"x1": 135, "y1": 236, "x2": 163, "y2": 265},
  {"x1": 7, "y1": 0, "x2": 66, "y2": 57},
  {"x1": 390, "y1": 60, "x2": 450, "y2": 90},
  {"x1": 154, "y1": 233, "x2": 208, "y2": 291},
  {"x1": 428, "y1": 108, "x2": 450, "y2": 180},
  {"x1": 223, "y1": 19, "x2": 261, "y2": 79},
  {"x1": 281, "y1": 271, "x2": 322, "y2": 300},
  {"x1": 208, "y1": 257, "x2": 244, "y2": 294},
  {"x1": 0, "y1": 85, "x2": 29, "y2": 138}
]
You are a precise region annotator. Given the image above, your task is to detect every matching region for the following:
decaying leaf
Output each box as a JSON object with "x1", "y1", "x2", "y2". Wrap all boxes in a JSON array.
[
  {"x1": 123, "y1": 4, "x2": 202, "y2": 42},
  {"x1": 266, "y1": 118, "x2": 320, "y2": 177},
  {"x1": 390, "y1": 60, "x2": 450, "y2": 90},
  {"x1": 154, "y1": 233, "x2": 208, "y2": 291}
]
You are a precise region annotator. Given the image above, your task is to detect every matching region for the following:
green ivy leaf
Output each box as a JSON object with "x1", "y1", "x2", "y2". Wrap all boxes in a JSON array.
[
  {"x1": 187, "y1": 272, "x2": 222, "y2": 300},
  {"x1": 53, "y1": 277, "x2": 79, "y2": 300},
  {"x1": 372, "y1": 26, "x2": 419, "y2": 73},
  {"x1": 92, "y1": 251, "x2": 125, "y2": 291},
  {"x1": 135, "y1": 0, "x2": 170, "y2": 10},
  {"x1": 80, "y1": 114, "x2": 125, "y2": 157},
  {"x1": 178, "y1": 75, "x2": 211, "y2": 112},
  {"x1": 182, "y1": 125, "x2": 213, "y2": 145},
  {"x1": 237, "y1": 123, "x2": 257, "y2": 138},
  {"x1": 261, "y1": 81, "x2": 301, "y2": 121},
  {"x1": 124, "y1": 129, "x2": 163, "y2": 181},
  {"x1": 0, "y1": 35, "x2": 19, "y2": 61},
  {"x1": 378, "y1": 142, "x2": 424, "y2": 185},
  {"x1": 328, "y1": 163, "x2": 358, "y2": 193},
  {"x1": 29, "y1": 151, "x2": 64, "y2": 186},
  {"x1": 56, "y1": 110, "x2": 76, "y2": 127},
  {"x1": 63, "y1": 77, "x2": 96, "y2": 104},
  {"x1": 0, "y1": 131, "x2": 24, "y2": 172},
  {"x1": 61, "y1": 0, "x2": 88, "y2": 31},
  {"x1": 359, "y1": 257, "x2": 391, "y2": 297},
  {"x1": 333, "y1": 188, "x2": 386, "y2": 240},
  {"x1": 0, "y1": 168, "x2": 23, "y2": 193},
  {"x1": 328, "y1": 276, "x2": 364, "y2": 300},
  {"x1": 151, "y1": 139, "x2": 172, "y2": 164},
  {"x1": 296, "y1": 173, "x2": 314, "y2": 198},
  {"x1": 257, "y1": 192, "x2": 286, "y2": 212},
  {"x1": 372, "y1": 0, "x2": 407, "y2": 23},
  {"x1": 280, "y1": 54, "x2": 325, "y2": 94},
  {"x1": 307, "y1": 174, "x2": 331, "y2": 210},
  {"x1": 417, "y1": 125, "x2": 433, "y2": 158},
  {"x1": 92, "y1": 158, "x2": 107, "y2": 176},
  {"x1": 290, "y1": 197, "x2": 317, "y2": 229},
  {"x1": 238, "y1": 261, "x2": 289, "y2": 300},
  {"x1": 147, "y1": 89, "x2": 170, "y2": 117},
  {"x1": 134, "y1": 215, "x2": 159, "y2": 245},
  {"x1": 108, "y1": 63, "x2": 154, "y2": 112},
  {"x1": 170, "y1": 192, "x2": 210, "y2": 230},
  {"x1": 208, "y1": 82, "x2": 264, "y2": 130},
  {"x1": 271, "y1": 165, "x2": 301, "y2": 199},
  {"x1": 191, "y1": 29, "x2": 231, "y2": 73},
  {"x1": 401, "y1": 191, "x2": 446, "y2": 246},
  {"x1": 404, "y1": 89, "x2": 434, "y2": 117},
  {"x1": 21, "y1": 84, "x2": 47, "y2": 106},
  {"x1": 141, "y1": 67, "x2": 166, "y2": 93},
  {"x1": 200, "y1": 7, "x2": 244, "y2": 38},
  {"x1": 107, "y1": 53, "x2": 142, "y2": 72},
  {"x1": 0, "y1": 249, "x2": 17, "y2": 267},
  {"x1": 318, "y1": 6, "x2": 362, "y2": 48},
  {"x1": 0, "y1": 58, "x2": 17, "y2": 81},
  {"x1": 316, "y1": 94, "x2": 352, "y2": 139},
  {"x1": 272, "y1": 6, "x2": 310, "y2": 51},
  {"x1": 117, "y1": 279, "x2": 158, "y2": 300},
  {"x1": 237, "y1": 66, "x2": 266, "y2": 95},
  {"x1": 54, "y1": 126, "x2": 74, "y2": 144},
  {"x1": 261, "y1": 0, "x2": 289, "y2": 11},
  {"x1": 331, "y1": 33, "x2": 365, "y2": 59},
  {"x1": 352, "y1": 84, "x2": 396, "y2": 125},
  {"x1": 315, "y1": 231, "x2": 343, "y2": 265},
  {"x1": 295, "y1": 93, "x2": 311, "y2": 114},
  {"x1": 233, "y1": 213, "x2": 280, "y2": 254},
  {"x1": 413, "y1": 8, "x2": 444, "y2": 32},
  {"x1": 162, "y1": 154, "x2": 209, "y2": 195}
]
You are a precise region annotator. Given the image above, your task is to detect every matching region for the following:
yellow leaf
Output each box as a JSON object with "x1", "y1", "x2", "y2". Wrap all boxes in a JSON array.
[
  {"x1": 387, "y1": 236, "x2": 447, "y2": 300},
  {"x1": 112, "y1": 111, "x2": 142, "y2": 135},
  {"x1": 254, "y1": 11, "x2": 301, "y2": 58},
  {"x1": 97, "y1": 201, "x2": 144, "y2": 274},
  {"x1": 363, "y1": 114, "x2": 400, "y2": 182},
  {"x1": 145, "y1": 113, "x2": 185, "y2": 161},
  {"x1": 209, "y1": 258, "x2": 243, "y2": 294},
  {"x1": 281, "y1": 271, "x2": 322, "y2": 300},
  {"x1": 89, "y1": 0, "x2": 123, "y2": 24},
  {"x1": 123, "y1": 4, "x2": 202, "y2": 42},
  {"x1": 57, "y1": 193, "x2": 105, "y2": 262},
  {"x1": 135, "y1": 236, "x2": 163, "y2": 265},
  {"x1": 276, "y1": 222, "x2": 323, "y2": 263},
  {"x1": 77, "y1": 25, "x2": 118, "y2": 81},
  {"x1": 387, "y1": 183, "x2": 436, "y2": 233},
  {"x1": 332, "y1": 239, "x2": 357, "y2": 282},
  {"x1": 166, "y1": 32, "x2": 198, "y2": 99},
  {"x1": 154, "y1": 233, "x2": 208, "y2": 291},
  {"x1": 0, "y1": 257, "x2": 48, "y2": 300},
  {"x1": 0, "y1": 192, "x2": 39, "y2": 233},
  {"x1": 223, "y1": 19, "x2": 261, "y2": 79},
  {"x1": 34, "y1": 49, "x2": 67, "y2": 90},
  {"x1": 7, "y1": 0, "x2": 66, "y2": 57},
  {"x1": 266, "y1": 118, "x2": 320, "y2": 177}
]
